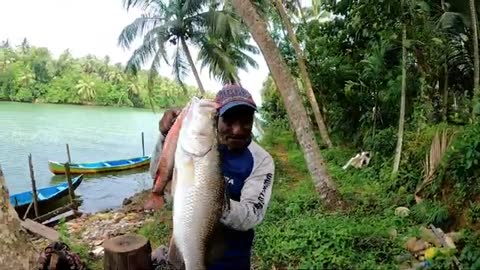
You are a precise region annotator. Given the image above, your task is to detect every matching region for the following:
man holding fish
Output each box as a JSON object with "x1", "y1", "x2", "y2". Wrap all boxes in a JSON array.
[{"x1": 147, "y1": 84, "x2": 275, "y2": 270}]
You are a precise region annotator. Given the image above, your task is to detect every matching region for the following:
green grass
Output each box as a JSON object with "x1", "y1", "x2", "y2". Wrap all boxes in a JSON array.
[{"x1": 135, "y1": 126, "x2": 480, "y2": 269}]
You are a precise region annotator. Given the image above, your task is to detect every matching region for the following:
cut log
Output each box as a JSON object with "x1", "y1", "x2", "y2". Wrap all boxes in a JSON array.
[{"x1": 103, "y1": 233, "x2": 153, "y2": 270}]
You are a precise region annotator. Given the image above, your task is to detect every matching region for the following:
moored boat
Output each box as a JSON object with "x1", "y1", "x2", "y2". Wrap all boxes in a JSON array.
[
  {"x1": 48, "y1": 156, "x2": 151, "y2": 175},
  {"x1": 10, "y1": 175, "x2": 84, "y2": 217}
]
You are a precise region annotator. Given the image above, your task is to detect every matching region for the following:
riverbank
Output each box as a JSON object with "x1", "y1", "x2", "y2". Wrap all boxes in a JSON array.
[{"x1": 28, "y1": 126, "x2": 480, "y2": 269}]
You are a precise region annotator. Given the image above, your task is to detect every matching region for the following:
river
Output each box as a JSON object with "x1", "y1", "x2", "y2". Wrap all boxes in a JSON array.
[{"x1": 0, "y1": 101, "x2": 163, "y2": 213}]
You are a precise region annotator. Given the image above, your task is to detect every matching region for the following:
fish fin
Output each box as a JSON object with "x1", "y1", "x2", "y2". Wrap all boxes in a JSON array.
[
  {"x1": 204, "y1": 222, "x2": 227, "y2": 268},
  {"x1": 168, "y1": 236, "x2": 185, "y2": 270}
]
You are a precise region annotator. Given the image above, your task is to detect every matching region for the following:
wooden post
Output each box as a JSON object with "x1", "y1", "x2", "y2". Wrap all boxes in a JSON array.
[
  {"x1": 103, "y1": 234, "x2": 153, "y2": 270},
  {"x1": 141, "y1": 132, "x2": 145, "y2": 156},
  {"x1": 28, "y1": 154, "x2": 39, "y2": 218},
  {"x1": 66, "y1": 143, "x2": 72, "y2": 163},
  {"x1": 64, "y1": 162, "x2": 76, "y2": 209}
]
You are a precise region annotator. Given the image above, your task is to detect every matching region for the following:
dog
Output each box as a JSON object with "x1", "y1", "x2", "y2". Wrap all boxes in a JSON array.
[{"x1": 342, "y1": 151, "x2": 371, "y2": 170}]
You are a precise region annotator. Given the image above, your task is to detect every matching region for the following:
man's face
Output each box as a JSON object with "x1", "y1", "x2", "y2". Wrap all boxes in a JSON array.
[{"x1": 217, "y1": 105, "x2": 254, "y2": 151}]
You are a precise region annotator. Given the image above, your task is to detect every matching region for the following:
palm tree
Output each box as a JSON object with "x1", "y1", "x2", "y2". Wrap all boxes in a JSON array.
[
  {"x1": 274, "y1": 0, "x2": 333, "y2": 148},
  {"x1": 469, "y1": 0, "x2": 479, "y2": 118},
  {"x1": 392, "y1": 3, "x2": 408, "y2": 176},
  {"x1": 119, "y1": 0, "x2": 210, "y2": 95},
  {"x1": 231, "y1": 0, "x2": 344, "y2": 209},
  {"x1": 119, "y1": 0, "x2": 258, "y2": 96},
  {"x1": 76, "y1": 79, "x2": 96, "y2": 101}
]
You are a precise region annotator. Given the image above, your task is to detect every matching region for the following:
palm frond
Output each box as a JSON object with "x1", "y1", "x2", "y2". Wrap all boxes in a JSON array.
[
  {"x1": 125, "y1": 26, "x2": 169, "y2": 75},
  {"x1": 197, "y1": 35, "x2": 239, "y2": 84},
  {"x1": 415, "y1": 129, "x2": 455, "y2": 202},
  {"x1": 118, "y1": 15, "x2": 166, "y2": 49}
]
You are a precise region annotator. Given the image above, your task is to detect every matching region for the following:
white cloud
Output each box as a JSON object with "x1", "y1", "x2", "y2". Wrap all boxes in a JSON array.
[{"x1": 0, "y1": 0, "x2": 269, "y2": 105}]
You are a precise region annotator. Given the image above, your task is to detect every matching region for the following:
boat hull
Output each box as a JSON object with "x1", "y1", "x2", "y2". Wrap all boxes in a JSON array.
[
  {"x1": 48, "y1": 156, "x2": 151, "y2": 175},
  {"x1": 10, "y1": 175, "x2": 83, "y2": 218}
]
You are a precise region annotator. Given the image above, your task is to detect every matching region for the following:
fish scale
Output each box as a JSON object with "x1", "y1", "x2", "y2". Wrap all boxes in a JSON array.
[{"x1": 172, "y1": 97, "x2": 226, "y2": 270}]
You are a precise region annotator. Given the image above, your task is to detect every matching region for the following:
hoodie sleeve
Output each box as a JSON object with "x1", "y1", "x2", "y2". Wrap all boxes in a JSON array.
[
  {"x1": 149, "y1": 132, "x2": 165, "y2": 179},
  {"x1": 220, "y1": 154, "x2": 275, "y2": 231}
]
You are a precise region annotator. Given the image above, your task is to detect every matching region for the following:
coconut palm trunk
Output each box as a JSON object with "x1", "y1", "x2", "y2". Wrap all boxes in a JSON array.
[
  {"x1": 231, "y1": 0, "x2": 343, "y2": 208},
  {"x1": 470, "y1": 0, "x2": 479, "y2": 118},
  {"x1": 274, "y1": 0, "x2": 333, "y2": 148},
  {"x1": 0, "y1": 166, "x2": 38, "y2": 269},
  {"x1": 392, "y1": 12, "x2": 407, "y2": 176},
  {"x1": 180, "y1": 36, "x2": 205, "y2": 95}
]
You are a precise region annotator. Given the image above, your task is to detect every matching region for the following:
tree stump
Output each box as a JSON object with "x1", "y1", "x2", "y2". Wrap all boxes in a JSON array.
[{"x1": 103, "y1": 233, "x2": 153, "y2": 270}]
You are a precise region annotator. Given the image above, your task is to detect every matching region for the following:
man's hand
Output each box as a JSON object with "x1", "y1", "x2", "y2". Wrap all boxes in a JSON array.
[{"x1": 159, "y1": 108, "x2": 181, "y2": 136}]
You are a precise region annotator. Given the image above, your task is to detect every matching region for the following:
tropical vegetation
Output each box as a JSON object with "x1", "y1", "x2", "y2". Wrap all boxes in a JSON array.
[{"x1": 0, "y1": 38, "x2": 201, "y2": 109}]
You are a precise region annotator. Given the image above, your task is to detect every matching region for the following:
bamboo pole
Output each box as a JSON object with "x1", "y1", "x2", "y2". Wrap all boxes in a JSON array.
[
  {"x1": 66, "y1": 143, "x2": 72, "y2": 163},
  {"x1": 22, "y1": 202, "x2": 33, "y2": 220},
  {"x1": 64, "y1": 162, "x2": 76, "y2": 209},
  {"x1": 141, "y1": 132, "x2": 145, "y2": 156},
  {"x1": 28, "y1": 154, "x2": 39, "y2": 218}
]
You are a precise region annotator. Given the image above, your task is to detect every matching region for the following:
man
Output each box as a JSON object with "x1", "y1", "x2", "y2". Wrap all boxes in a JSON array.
[{"x1": 150, "y1": 84, "x2": 275, "y2": 269}]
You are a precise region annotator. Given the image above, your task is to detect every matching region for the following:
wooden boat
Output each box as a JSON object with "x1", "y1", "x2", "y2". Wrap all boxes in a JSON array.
[
  {"x1": 48, "y1": 156, "x2": 151, "y2": 175},
  {"x1": 10, "y1": 175, "x2": 84, "y2": 216}
]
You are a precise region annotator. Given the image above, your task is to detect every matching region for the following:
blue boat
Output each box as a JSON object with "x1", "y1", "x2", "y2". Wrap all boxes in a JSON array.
[{"x1": 10, "y1": 175, "x2": 84, "y2": 217}]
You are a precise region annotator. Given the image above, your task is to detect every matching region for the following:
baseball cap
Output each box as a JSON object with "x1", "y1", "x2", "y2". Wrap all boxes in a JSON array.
[{"x1": 215, "y1": 84, "x2": 257, "y2": 116}]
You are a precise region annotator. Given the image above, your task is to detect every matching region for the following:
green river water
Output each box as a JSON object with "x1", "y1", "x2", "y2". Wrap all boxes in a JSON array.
[{"x1": 0, "y1": 101, "x2": 163, "y2": 213}]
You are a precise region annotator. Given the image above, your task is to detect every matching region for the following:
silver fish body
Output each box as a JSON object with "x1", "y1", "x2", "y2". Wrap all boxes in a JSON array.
[{"x1": 172, "y1": 97, "x2": 226, "y2": 270}]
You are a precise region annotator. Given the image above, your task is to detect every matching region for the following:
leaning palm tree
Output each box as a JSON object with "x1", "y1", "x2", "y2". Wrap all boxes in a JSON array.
[{"x1": 231, "y1": 0, "x2": 344, "y2": 209}]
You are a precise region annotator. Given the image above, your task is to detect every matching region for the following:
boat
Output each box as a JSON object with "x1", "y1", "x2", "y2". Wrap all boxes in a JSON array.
[
  {"x1": 48, "y1": 156, "x2": 151, "y2": 175},
  {"x1": 10, "y1": 175, "x2": 84, "y2": 216}
]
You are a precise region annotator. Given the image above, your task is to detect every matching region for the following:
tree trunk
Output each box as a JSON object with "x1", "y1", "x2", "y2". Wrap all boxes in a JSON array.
[
  {"x1": 232, "y1": 0, "x2": 344, "y2": 209},
  {"x1": 442, "y1": 0, "x2": 449, "y2": 121},
  {"x1": 274, "y1": 0, "x2": 333, "y2": 148},
  {"x1": 103, "y1": 234, "x2": 153, "y2": 270},
  {"x1": 470, "y1": 0, "x2": 480, "y2": 119},
  {"x1": 442, "y1": 64, "x2": 449, "y2": 121},
  {"x1": 0, "y1": 165, "x2": 38, "y2": 269},
  {"x1": 180, "y1": 36, "x2": 205, "y2": 95},
  {"x1": 392, "y1": 17, "x2": 407, "y2": 176}
]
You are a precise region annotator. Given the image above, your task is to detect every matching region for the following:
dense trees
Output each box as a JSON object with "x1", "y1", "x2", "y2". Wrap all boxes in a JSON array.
[{"x1": 0, "y1": 39, "x2": 198, "y2": 109}]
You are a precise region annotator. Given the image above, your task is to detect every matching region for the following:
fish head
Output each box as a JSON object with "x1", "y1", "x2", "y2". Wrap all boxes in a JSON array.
[{"x1": 179, "y1": 97, "x2": 218, "y2": 157}]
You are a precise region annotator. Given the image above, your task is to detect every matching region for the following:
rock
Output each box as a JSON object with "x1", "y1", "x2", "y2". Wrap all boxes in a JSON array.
[
  {"x1": 394, "y1": 253, "x2": 413, "y2": 263},
  {"x1": 388, "y1": 228, "x2": 398, "y2": 240},
  {"x1": 405, "y1": 237, "x2": 429, "y2": 254},
  {"x1": 446, "y1": 231, "x2": 462, "y2": 242},
  {"x1": 123, "y1": 198, "x2": 133, "y2": 206},
  {"x1": 93, "y1": 239, "x2": 104, "y2": 246},
  {"x1": 91, "y1": 246, "x2": 104, "y2": 258},
  {"x1": 420, "y1": 227, "x2": 441, "y2": 247},
  {"x1": 395, "y1": 206, "x2": 410, "y2": 217}
]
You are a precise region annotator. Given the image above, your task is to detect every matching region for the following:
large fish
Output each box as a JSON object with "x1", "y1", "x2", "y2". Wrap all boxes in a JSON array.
[
  {"x1": 144, "y1": 108, "x2": 187, "y2": 211},
  {"x1": 172, "y1": 97, "x2": 228, "y2": 270}
]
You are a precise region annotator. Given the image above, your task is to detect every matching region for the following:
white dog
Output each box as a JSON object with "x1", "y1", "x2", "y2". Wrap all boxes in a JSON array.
[{"x1": 342, "y1": 151, "x2": 371, "y2": 170}]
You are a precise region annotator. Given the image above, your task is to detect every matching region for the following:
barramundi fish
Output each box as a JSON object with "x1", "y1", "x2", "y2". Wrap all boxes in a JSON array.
[{"x1": 172, "y1": 97, "x2": 228, "y2": 270}]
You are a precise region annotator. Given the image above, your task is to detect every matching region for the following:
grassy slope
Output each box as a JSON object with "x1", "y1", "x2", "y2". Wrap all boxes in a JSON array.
[
  {"x1": 252, "y1": 129, "x2": 417, "y2": 269},
  {"x1": 132, "y1": 125, "x2": 480, "y2": 269}
]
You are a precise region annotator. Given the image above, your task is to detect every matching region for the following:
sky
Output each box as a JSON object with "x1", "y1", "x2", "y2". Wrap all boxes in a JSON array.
[{"x1": 0, "y1": 0, "x2": 270, "y2": 105}]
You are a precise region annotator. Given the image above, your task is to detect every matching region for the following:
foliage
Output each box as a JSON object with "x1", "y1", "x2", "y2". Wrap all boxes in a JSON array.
[
  {"x1": 119, "y1": 0, "x2": 259, "y2": 96},
  {"x1": 57, "y1": 218, "x2": 102, "y2": 269},
  {"x1": 0, "y1": 41, "x2": 200, "y2": 109}
]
